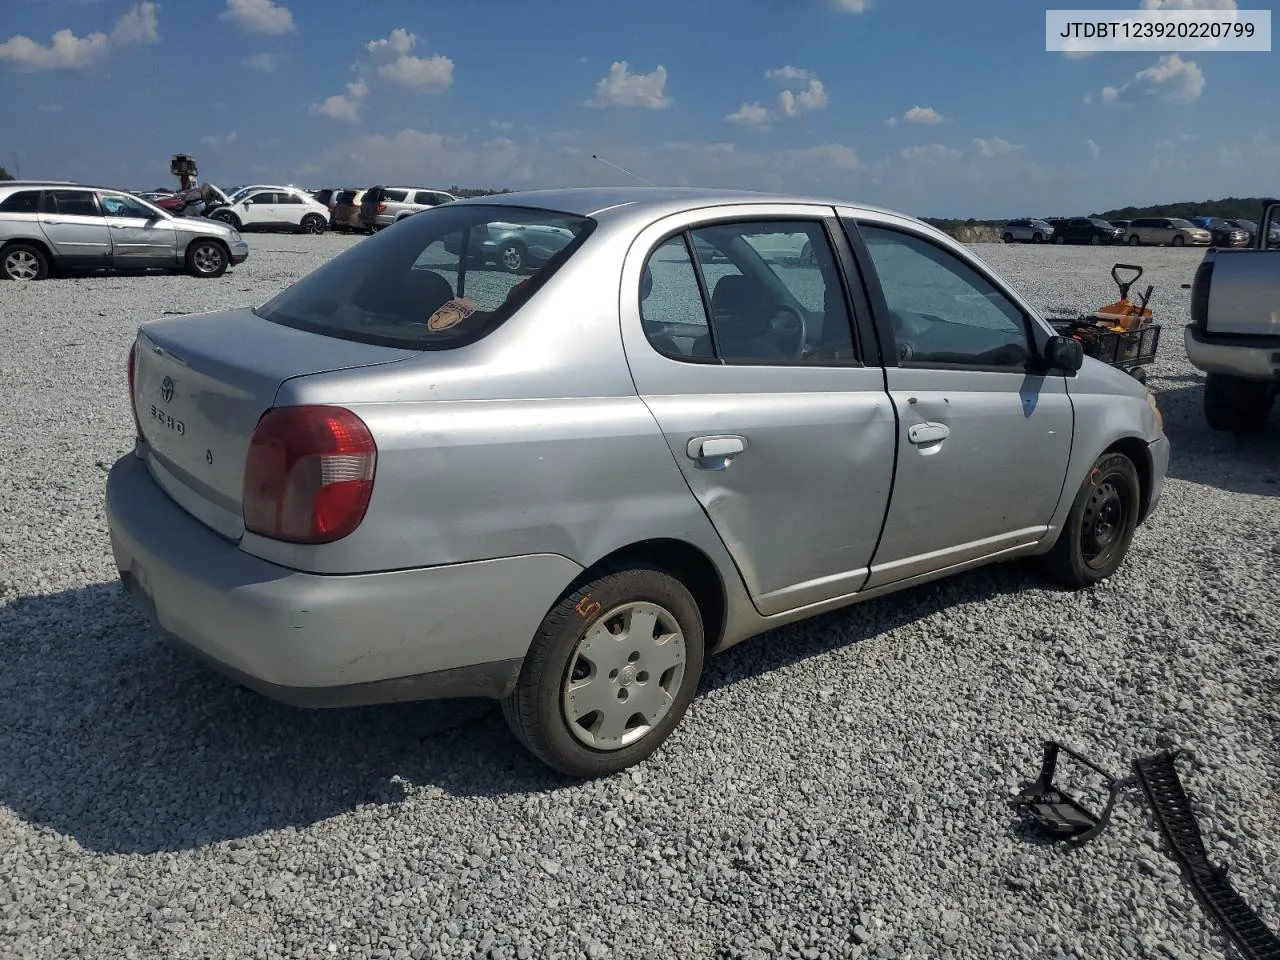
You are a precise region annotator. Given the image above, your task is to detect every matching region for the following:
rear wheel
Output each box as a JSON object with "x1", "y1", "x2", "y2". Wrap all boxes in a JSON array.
[
  {"x1": 1203, "y1": 373, "x2": 1276, "y2": 434},
  {"x1": 1, "y1": 243, "x2": 49, "y2": 281},
  {"x1": 1032, "y1": 232, "x2": 1044, "y2": 243},
  {"x1": 1038, "y1": 451, "x2": 1141, "y2": 588},
  {"x1": 1128, "y1": 234, "x2": 1141, "y2": 246},
  {"x1": 501, "y1": 566, "x2": 705, "y2": 778},
  {"x1": 301, "y1": 214, "x2": 326, "y2": 235},
  {"x1": 499, "y1": 240, "x2": 526, "y2": 273},
  {"x1": 186, "y1": 240, "x2": 228, "y2": 278},
  {"x1": 1003, "y1": 232, "x2": 1014, "y2": 243}
]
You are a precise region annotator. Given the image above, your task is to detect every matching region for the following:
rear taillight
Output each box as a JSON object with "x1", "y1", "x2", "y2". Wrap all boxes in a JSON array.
[
  {"x1": 242, "y1": 406, "x2": 377, "y2": 544},
  {"x1": 376, "y1": 203, "x2": 387, "y2": 213},
  {"x1": 127, "y1": 341, "x2": 142, "y2": 441}
]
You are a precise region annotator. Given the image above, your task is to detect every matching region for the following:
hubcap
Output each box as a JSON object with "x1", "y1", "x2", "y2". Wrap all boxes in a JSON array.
[
  {"x1": 193, "y1": 245, "x2": 223, "y2": 274},
  {"x1": 5, "y1": 250, "x2": 38, "y2": 280},
  {"x1": 1081, "y1": 476, "x2": 1126, "y2": 568},
  {"x1": 561, "y1": 601, "x2": 686, "y2": 751},
  {"x1": 502, "y1": 246, "x2": 522, "y2": 270}
]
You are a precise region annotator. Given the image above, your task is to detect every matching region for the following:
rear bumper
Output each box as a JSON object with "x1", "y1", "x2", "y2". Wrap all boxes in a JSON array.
[
  {"x1": 1184, "y1": 325, "x2": 1280, "y2": 380},
  {"x1": 105, "y1": 453, "x2": 583, "y2": 707}
]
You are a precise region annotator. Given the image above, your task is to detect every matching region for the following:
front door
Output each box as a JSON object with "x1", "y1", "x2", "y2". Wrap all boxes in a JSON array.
[
  {"x1": 843, "y1": 218, "x2": 1074, "y2": 589},
  {"x1": 37, "y1": 189, "x2": 111, "y2": 268},
  {"x1": 620, "y1": 205, "x2": 898, "y2": 616},
  {"x1": 98, "y1": 193, "x2": 177, "y2": 268}
]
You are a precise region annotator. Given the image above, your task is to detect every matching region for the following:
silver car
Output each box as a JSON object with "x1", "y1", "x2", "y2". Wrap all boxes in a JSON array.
[
  {"x1": 1001, "y1": 218, "x2": 1055, "y2": 243},
  {"x1": 0, "y1": 181, "x2": 248, "y2": 280},
  {"x1": 359, "y1": 185, "x2": 458, "y2": 231},
  {"x1": 105, "y1": 187, "x2": 1169, "y2": 778}
]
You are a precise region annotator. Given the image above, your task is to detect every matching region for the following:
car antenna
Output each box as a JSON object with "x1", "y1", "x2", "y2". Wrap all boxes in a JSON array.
[{"x1": 592, "y1": 153, "x2": 658, "y2": 186}]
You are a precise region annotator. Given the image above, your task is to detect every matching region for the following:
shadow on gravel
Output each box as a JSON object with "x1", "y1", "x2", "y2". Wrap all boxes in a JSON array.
[
  {"x1": 0, "y1": 563, "x2": 1031, "y2": 855},
  {"x1": 1149, "y1": 381, "x2": 1279, "y2": 497}
]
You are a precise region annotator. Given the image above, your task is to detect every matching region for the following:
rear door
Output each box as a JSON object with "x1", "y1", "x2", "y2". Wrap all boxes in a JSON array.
[
  {"x1": 620, "y1": 203, "x2": 897, "y2": 616},
  {"x1": 99, "y1": 192, "x2": 177, "y2": 267},
  {"x1": 840, "y1": 214, "x2": 1074, "y2": 588},
  {"x1": 37, "y1": 189, "x2": 111, "y2": 267},
  {"x1": 273, "y1": 190, "x2": 307, "y2": 227}
]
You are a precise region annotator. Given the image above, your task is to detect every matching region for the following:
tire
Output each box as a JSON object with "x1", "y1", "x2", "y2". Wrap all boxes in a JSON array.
[
  {"x1": 211, "y1": 210, "x2": 240, "y2": 230},
  {"x1": 1090, "y1": 234, "x2": 1101, "y2": 246},
  {"x1": 186, "y1": 240, "x2": 228, "y2": 278},
  {"x1": 1002, "y1": 232, "x2": 1014, "y2": 244},
  {"x1": 1038, "y1": 451, "x2": 1141, "y2": 588},
  {"x1": 1, "y1": 243, "x2": 50, "y2": 281},
  {"x1": 1129, "y1": 366, "x2": 1148, "y2": 385},
  {"x1": 501, "y1": 566, "x2": 706, "y2": 778},
  {"x1": 1032, "y1": 233, "x2": 1044, "y2": 243},
  {"x1": 498, "y1": 240, "x2": 525, "y2": 274},
  {"x1": 1203, "y1": 372, "x2": 1276, "y2": 434},
  {"x1": 1053, "y1": 234, "x2": 1064, "y2": 245},
  {"x1": 1128, "y1": 235, "x2": 1141, "y2": 246},
  {"x1": 1171, "y1": 235, "x2": 1185, "y2": 247},
  {"x1": 301, "y1": 214, "x2": 326, "y2": 235}
]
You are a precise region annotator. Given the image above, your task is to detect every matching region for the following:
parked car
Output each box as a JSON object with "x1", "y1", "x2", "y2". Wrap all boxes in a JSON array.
[
  {"x1": 331, "y1": 189, "x2": 368, "y2": 233},
  {"x1": 106, "y1": 186, "x2": 1168, "y2": 777},
  {"x1": 441, "y1": 217, "x2": 579, "y2": 272},
  {"x1": 204, "y1": 184, "x2": 330, "y2": 234},
  {"x1": 1184, "y1": 200, "x2": 1280, "y2": 433},
  {"x1": 1189, "y1": 216, "x2": 1250, "y2": 248},
  {"x1": 1125, "y1": 217, "x2": 1212, "y2": 247},
  {"x1": 359, "y1": 186, "x2": 458, "y2": 231},
  {"x1": 0, "y1": 181, "x2": 247, "y2": 280},
  {"x1": 1001, "y1": 218, "x2": 1054, "y2": 243},
  {"x1": 1046, "y1": 217, "x2": 1125, "y2": 245}
]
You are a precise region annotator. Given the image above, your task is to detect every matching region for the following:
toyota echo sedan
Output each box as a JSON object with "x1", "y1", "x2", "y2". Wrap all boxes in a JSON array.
[{"x1": 106, "y1": 187, "x2": 1169, "y2": 778}]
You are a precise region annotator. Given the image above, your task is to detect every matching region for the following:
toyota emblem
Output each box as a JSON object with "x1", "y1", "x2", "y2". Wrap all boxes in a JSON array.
[{"x1": 161, "y1": 376, "x2": 174, "y2": 404}]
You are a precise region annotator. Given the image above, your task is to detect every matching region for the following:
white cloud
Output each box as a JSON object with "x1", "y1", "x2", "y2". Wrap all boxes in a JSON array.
[
  {"x1": 241, "y1": 52, "x2": 282, "y2": 72},
  {"x1": 900, "y1": 144, "x2": 963, "y2": 164},
  {"x1": 1085, "y1": 138, "x2": 1101, "y2": 160},
  {"x1": 310, "y1": 78, "x2": 368, "y2": 123},
  {"x1": 779, "y1": 79, "x2": 828, "y2": 116},
  {"x1": 726, "y1": 102, "x2": 774, "y2": 129},
  {"x1": 490, "y1": 120, "x2": 514, "y2": 131},
  {"x1": 833, "y1": 0, "x2": 871, "y2": 10},
  {"x1": 200, "y1": 131, "x2": 238, "y2": 147},
  {"x1": 1140, "y1": 0, "x2": 1236, "y2": 8},
  {"x1": 885, "y1": 117, "x2": 898, "y2": 127},
  {"x1": 765, "y1": 65, "x2": 814, "y2": 82},
  {"x1": 903, "y1": 106, "x2": 944, "y2": 125},
  {"x1": 974, "y1": 137, "x2": 1020, "y2": 157},
  {"x1": 0, "y1": 1, "x2": 158, "y2": 72},
  {"x1": 361, "y1": 29, "x2": 453, "y2": 92},
  {"x1": 1100, "y1": 53, "x2": 1205, "y2": 105},
  {"x1": 585, "y1": 61, "x2": 671, "y2": 109},
  {"x1": 219, "y1": 0, "x2": 294, "y2": 37}
]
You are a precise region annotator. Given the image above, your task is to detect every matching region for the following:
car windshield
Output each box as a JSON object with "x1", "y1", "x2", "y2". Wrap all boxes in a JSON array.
[
  {"x1": 254, "y1": 203, "x2": 595, "y2": 350},
  {"x1": 1169, "y1": 218, "x2": 1196, "y2": 228},
  {"x1": 1088, "y1": 219, "x2": 1112, "y2": 227}
]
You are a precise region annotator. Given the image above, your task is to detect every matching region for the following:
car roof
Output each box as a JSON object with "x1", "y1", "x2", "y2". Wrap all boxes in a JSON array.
[{"x1": 451, "y1": 186, "x2": 927, "y2": 228}]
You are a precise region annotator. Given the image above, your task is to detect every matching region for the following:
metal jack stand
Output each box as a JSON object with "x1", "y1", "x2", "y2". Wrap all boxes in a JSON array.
[{"x1": 1009, "y1": 740, "x2": 1122, "y2": 846}]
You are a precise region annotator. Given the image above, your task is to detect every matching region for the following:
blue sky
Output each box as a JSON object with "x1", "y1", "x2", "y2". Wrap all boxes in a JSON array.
[{"x1": 1, "y1": 0, "x2": 1275, "y2": 217}]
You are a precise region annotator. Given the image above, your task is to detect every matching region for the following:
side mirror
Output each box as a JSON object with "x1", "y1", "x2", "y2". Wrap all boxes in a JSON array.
[{"x1": 1043, "y1": 335, "x2": 1084, "y2": 372}]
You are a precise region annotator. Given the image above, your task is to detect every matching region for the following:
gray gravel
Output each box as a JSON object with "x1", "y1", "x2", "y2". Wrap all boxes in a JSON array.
[{"x1": 2, "y1": 233, "x2": 1278, "y2": 960}]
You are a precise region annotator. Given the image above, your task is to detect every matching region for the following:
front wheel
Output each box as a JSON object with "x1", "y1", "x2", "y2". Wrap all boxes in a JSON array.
[
  {"x1": 1037, "y1": 451, "x2": 1141, "y2": 588},
  {"x1": 1171, "y1": 235, "x2": 1185, "y2": 247},
  {"x1": 186, "y1": 240, "x2": 228, "y2": 278},
  {"x1": 1090, "y1": 234, "x2": 1101, "y2": 246},
  {"x1": 211, "y1": 210, "x2": 239, "y2": 229},
  {"x1": 1032, "y1": 232, "x2": 1044, "y2": 243},
  {"x1": 1003, "y1": 232, "x2": 1014, "y2": 243},
  {"x1": 1203, "y1": 372, "x2": 1276, "y2": 434},
  {"x1": 1128, "y1": 235, "x2": 1141, "y2": 246},
  {"x1": 501, "y1": 566, "x2": 705, "y2": 778}
]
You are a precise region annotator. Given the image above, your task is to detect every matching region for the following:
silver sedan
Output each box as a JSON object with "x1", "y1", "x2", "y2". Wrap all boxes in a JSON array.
[{"x1": 106, "y1": 186, "x2": 1169, "y2": 777}]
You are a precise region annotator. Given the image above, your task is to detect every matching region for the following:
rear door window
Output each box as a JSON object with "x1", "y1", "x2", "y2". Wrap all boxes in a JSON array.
[
  {"x1": 381, "y1": 189, "x2": 408, "y2": 203},
  {"x1": 255, "y1": 204, "x2": 595, "y2": 350},
  {"x1": 48, "y1": 190, "x2": 100, "y2": 217}
]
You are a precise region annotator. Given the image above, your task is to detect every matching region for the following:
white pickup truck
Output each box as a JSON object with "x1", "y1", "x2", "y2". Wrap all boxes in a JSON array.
[{"x1": 1185, "y1": 200, "x2": 1280, "y2": 433}]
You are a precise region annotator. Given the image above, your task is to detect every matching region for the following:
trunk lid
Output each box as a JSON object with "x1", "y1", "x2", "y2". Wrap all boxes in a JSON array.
[{"x1": 132, "y1": 308, "x2": 417, "y2": 540}]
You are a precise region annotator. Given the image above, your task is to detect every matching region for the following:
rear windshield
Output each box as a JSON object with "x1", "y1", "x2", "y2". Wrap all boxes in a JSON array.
[
  {"x1": 255, "y1": 203, "x2": 595, "y2": 350},
  {"x1": 336, "y1": 190, "x2": 357, "y2": 203},
  {"x1": 1169, "y1": 218, "x2": 1195, "y2": 228}
]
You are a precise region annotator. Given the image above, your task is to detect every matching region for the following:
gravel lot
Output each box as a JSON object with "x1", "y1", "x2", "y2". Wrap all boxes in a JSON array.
[{"x1": 1, "y1": 232, "x2": 1277, "y2": 960}]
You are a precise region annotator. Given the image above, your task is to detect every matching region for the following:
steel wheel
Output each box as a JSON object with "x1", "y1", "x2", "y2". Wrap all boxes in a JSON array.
[
  {"x1": 3, "y1": 248, "x2": 43, "y2": 281},
  {"x1": 1037, "y1": 451, "x2": 1140, "y2": 588},
  {"x1": 1080, "y1": 475, "x2": 1127, "y2": 571},
  {"x1": 561, "y1": 601, "x2": 686, "y2": 751}
]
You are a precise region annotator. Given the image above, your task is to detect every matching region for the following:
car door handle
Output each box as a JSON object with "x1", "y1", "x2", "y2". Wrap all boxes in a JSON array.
[
  {"x1": 908, "y1": 422, "x2": 950, "y2": 445},
  {"x1": 687, "y1": 435, "x2": 746, "y2": 462}
]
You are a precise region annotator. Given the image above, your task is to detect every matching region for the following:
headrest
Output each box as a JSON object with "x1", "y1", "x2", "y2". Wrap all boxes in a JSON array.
[{"x1": 710, "y1": 275, "x2": 771, "y2": 336}]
